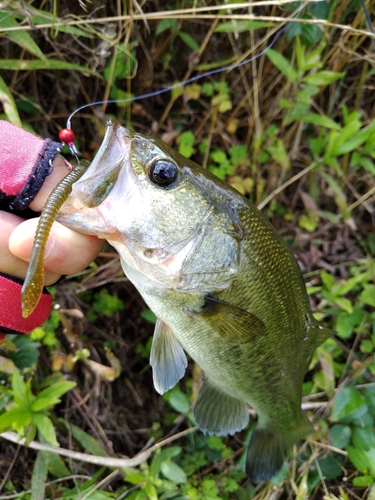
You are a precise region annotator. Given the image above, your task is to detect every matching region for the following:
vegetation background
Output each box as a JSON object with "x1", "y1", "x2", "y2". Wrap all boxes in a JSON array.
[{"x1": 0, "y1": 0, "x2": 375, "y2": 498}]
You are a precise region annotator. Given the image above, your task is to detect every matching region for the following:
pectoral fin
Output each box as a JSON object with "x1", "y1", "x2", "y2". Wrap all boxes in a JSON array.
[
  {"x1": 150, "y1": 319, "x2": 188, "y2": 395},
  {"x1": 194, "y1": 378, "x2": 249, "y2": 435},
  {"x1": 194, "y1": 296, "x2": 265, "y2": 344}
]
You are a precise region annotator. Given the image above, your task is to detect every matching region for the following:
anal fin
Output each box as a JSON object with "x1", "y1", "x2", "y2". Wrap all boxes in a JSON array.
[
  {"x1": 194, "y1": 378, "x2": 249, "y2": 436},
  {"x1": 150, "y1": 319, "x2": 188, "y2": 395}
]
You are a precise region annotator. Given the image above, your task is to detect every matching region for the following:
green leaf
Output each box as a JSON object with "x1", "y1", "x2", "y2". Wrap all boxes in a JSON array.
[
  {"x1": 156, "y1": 18, "x2": 177, "y2": 36},
  {"x1": 214, "y1": 20, "x2": 273, "y2": 33},
  {"x1": 329, "y1": 424, "x2": 351, "y2": 449},
  {"x1": 331, "y1": 386, "x2": 366, "y2": 422},
  {"x1": 347, "y1": 445, "x2": 369, "y2": 473},
  {"x1": 165, "y1": 387, "x2": 190, "y2": 414},
  {"x1": 176, "y1": 130, "x2": 195, "y2": 158},
  {"x1": 0, "y1": 76, "x2": 21, "y2": 126},
  {"x1": 144, "y1": 483, "x2": 158, "y2": 500},
  {"x1": 45, "y1": 452, "x2": 71, "y2": 478},
  {"x1": 140, "y1": 309, "x2": 157, "y2": 324},
  {"x1": 302, "y1": 71, "x2": 345, "y2": 85},
  {"x1": 265, "y1": 48, "x2": 298, "y2": 83},
  {"x1": 7, "y1": 334, "x2": 40, "y2": 370},
  {"x1": 12, "y1": 369, "x2": 31, "y2": 409},
  {"x1": 300, "y1": 113, "x2": 341, "y2": 130},
  {"x1": 0, "y1": 59, "x2": 101, "y2": 76},
  {"x1": 68, "y1": 422, "x2": 107, "y2": 456},
  {"x1": 160, "y1": 461, "x2": 187, "y2": 484},
  {"x1": 353, "y1": 476, "x2": 375, "y2": 487},
  {"x1": 123, "y1": 467, "x2": 147, "y2": 485},
  {"x1": 300, "y1": 21, "x2": 324, "y2": 46},
  {"x1": 31, "y1": 451, "x2": 48, "y2": 500},
  {"x1": 32, "y1": 381, "x2": 76, "y2": 412},
  {"x1": 177, "y1": 31, "x2": 200, "y2": 51},
  {"x1": 0, "y1": 407, "x2": 32, "y2": 432},
  {"x1": 0, "y1": 10, "x2": 47, "y2": 61},
  {"x1": 352, "y1": 427, "x2": 375, "y2": 451},
  {"x1": 33, "y1": 414, "x2": 59, "y2": 446},
  {"x1": 359, "y1": 285, "x2": 375, "y2": 307}
]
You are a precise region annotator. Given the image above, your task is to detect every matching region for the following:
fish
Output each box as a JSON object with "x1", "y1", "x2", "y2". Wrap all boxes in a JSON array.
[{"x1": 57, "y1": 119, "x2": 332, "y2": 483}]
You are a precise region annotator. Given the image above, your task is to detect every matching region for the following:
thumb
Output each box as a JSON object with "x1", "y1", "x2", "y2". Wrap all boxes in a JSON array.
[{"x1": 9, "y1": 218, "x2": 103, "y2": 286}]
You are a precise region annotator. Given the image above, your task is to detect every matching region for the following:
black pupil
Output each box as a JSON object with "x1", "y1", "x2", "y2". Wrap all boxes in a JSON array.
[{"x1": 150, "y1": 160, "x2": 177, "y2": 186}]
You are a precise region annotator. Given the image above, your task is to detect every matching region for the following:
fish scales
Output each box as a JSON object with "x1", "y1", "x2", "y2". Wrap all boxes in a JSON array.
[{"x1": 57, "y1": 120, "x2": 331, "y2": 483}]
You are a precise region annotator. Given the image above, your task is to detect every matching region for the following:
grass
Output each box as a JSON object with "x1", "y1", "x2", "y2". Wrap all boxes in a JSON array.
[{"x1": 0, "y1": 0, "x2": 375, "y2": 498}]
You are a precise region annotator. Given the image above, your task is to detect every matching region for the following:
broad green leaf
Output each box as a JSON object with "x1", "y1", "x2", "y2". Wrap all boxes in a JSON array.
[
  {"x1": 176, "y1": 130, "x2": 195, "y2": 158},
  {"x1": 0, "y1": 59, "x2": 101, "y2": 76},
  {"x1": 0, "y1": 76, "x2": 21, "y2": 126},
  {"x1": 32, "y1": 381, "x2": 76, "y2": 412},
  {"x1": 265, "y1": 48, "x2": 298, "y2": 83},
  {"x1": 0, "y1": 10, "x2": 47, "y2": 61},
  {"x1": 329, "y1": 424, "x2": 351, "y2": 449},
  {"x1": 31, "y1": 451, "x2": 48, "y2": 500},
  {"x1": 68, "y1": 422, "x2": 107, "y2": 456},
  {"x1": 353, "y1": 427, "x2": 375, "y2": 451},
  {"x1": 165, "y1": 387, "x2": 190, "y2": 414},
  {"x1": 353, "y1": 476, "x2": 375, "y2": 487},
  {"x1": 359, "y1": 285, "x2": 375, "y2": 307},
  {"x1": 329, "y1": 122, "x2": 375, "y2": 157},
  {"x1": 0, "y1": 407, "x2": 32, "y2": 431},
  {"x1": 12, "y1": 369, "x2": 31, "y2": 409},
  {"x1": 335, "y1": 307, "x2": 363, "y2": 339},
  {"x1": 33, "y1": 414, "x2": 59, "y2": 446},
  {"x1": 302, "y1": 71, "x2": 345, "y2": 85},
  {"x1": 214, "y1": 21, "x2": 273, "y2": 33},
  {"x1": 347, "y1": 445, "x2": 369, "y2": 473},
  {"x1": 45, "y1": 452, "x2": 71, "y2": 478},
  {"x1": 7, "y1": 334, "x2": 40, "y2": 371},
  {"x1": 331, "y1": 386, "x2": 366, "y2": 422},
  {"x1": 300, "y1": 113, "x2": 341, "y2": 130},
  {"x1": 161, "y1": 461, "x2": 187, "y2": 484},
  {"x1": 123, "y1": 467, "x2": 147, "y2": 485},
  {"x1": 300, "y1": 21, "x2": 324, "y2": 46},
  {"x1": 158, "y1": 447, "x2": 182, "y2": 462},
  {"x1": 144, "y1": 482, "x2": 158, "y2": 500}
]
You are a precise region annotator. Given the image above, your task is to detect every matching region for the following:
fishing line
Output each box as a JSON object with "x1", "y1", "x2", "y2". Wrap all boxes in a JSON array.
[
  {"x1": 62, "y1": 1, "x2": 313, "y2": 147},
  {"x1": 66, "y1": 24, "x2": 286, "y2": 132},
  {"x1": 60, "y1": 0, "x2": 374, "y2": 154}
]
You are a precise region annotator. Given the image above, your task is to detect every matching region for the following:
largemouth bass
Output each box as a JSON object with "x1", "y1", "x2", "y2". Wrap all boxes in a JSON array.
[{"x1": 57, "y1": 120, "x2": 331, "y2": 483}]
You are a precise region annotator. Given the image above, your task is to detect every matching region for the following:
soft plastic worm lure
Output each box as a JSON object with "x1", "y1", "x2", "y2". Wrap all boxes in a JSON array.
[{"x1": 21, "y1": 129, "x2": 88, "y2": 318}]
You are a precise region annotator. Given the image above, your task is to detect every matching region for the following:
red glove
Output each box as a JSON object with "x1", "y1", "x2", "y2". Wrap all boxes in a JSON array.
[{"x1": 0, "y1": 121, "x2": 61, "y2": 339}]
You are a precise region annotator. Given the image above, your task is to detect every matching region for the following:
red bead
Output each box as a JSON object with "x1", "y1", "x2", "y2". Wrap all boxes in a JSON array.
[{"x1": 59, "y1": 128, "x2": 75, "y2": 145}]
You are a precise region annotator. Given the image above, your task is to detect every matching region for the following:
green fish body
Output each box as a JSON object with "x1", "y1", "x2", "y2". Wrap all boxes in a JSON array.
[{"x1": 58, "y1": 120, "x2": 331, "y2": 482}]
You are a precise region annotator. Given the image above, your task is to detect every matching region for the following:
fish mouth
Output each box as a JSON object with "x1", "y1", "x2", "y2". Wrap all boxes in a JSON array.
[{"x1": 57, "y1": 121, "x2": 133, "y2": 237}]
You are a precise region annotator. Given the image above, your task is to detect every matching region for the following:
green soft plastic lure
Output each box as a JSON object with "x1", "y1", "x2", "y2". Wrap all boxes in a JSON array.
[
  {"x1": 21, "y1": 122, "x2": 120, "y2": 317},
  {"x1": 21, "y1": 159, "x2": 89, "y2": 317}
]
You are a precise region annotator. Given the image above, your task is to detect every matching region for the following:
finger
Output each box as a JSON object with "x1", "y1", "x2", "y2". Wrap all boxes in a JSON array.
[
  {"x1": 29, "y1": 156, "x2": 70, "y2": 213},
  {"x1": 9, "y1": 218, "x2": 104, "y2": 286},
  {"x1": 0, "y1": 211, "x2": 30, "y2": 279}
]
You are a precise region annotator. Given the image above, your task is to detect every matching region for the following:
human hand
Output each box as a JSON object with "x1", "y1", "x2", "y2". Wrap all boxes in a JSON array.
[{"x1": 1, "y1": 156, "x2": 103, "y2": 286}]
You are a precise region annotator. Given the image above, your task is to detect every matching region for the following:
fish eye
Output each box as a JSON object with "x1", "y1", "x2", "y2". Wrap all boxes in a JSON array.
[{"x1": 149, "y1": 160, "x2": 178, "y2": 187}]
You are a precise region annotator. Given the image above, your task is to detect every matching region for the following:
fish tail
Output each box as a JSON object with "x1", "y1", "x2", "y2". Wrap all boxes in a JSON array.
[{"x1": 246, "y1": 412, "x2": 313, "y2": 483}]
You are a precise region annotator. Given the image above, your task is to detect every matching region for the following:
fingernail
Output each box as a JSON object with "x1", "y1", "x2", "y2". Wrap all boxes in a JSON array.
[{"x1": 44, "y1": 237, "x2": 56, "y2": 259}]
